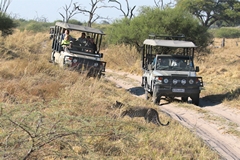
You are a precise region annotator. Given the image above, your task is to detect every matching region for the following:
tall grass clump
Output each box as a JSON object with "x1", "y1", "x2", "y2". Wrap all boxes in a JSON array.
[
  {"x1": 0, "y1": 30, "x2": 221, "y2": 159},
  {"x1": 104, "y1": 44, "x2": 142, "y2": 74}
]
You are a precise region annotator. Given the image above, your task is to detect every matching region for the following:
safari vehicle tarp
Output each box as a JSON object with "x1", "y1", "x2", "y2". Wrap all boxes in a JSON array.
[{"x1": 50, "y1": 22, "x2": 106, "y2": 78}]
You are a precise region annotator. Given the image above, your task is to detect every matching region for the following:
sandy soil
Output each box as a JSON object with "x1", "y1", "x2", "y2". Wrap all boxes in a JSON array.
[{"x1": 105, "y1": 69, "x2": 240, "y2": 160}]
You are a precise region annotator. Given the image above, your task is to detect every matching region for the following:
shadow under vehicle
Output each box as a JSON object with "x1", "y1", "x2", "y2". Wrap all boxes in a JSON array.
[
  {"x1": 141, "y1": 35, "x2": 204, "y2": 106},
  {"x1": 50, "y1": 22, "x2": 106, "y2": 78}
]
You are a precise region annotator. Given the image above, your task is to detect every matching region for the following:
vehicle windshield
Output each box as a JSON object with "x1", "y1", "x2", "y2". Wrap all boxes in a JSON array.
[{"x1": 155, "y1": 57, "x2": 195, "y2": 71}]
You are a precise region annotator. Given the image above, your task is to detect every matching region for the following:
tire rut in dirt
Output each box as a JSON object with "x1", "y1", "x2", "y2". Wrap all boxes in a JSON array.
[{"x1": 160, "y1": 107, "x2": 240, "y2": 160}]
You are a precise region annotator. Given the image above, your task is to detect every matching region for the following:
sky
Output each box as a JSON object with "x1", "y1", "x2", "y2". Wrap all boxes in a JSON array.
[{"x1": 7, "y1": 0, "x2": 172, "y2": 23}]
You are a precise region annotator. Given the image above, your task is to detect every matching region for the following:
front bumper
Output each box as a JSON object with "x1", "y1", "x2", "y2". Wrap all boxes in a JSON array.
[
  {"x1": 64, "y1": 56, "x2": 106, "y2": 72},
  {"x1": 154, "y1": 84, "x2": 201, "y2": 97},
  {"x1": 152, "y1": 76, "x2": 203, "y2": 97}
]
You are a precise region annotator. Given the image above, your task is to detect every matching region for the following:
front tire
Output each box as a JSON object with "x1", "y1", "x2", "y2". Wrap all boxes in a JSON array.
[
  {"x1": 145, "y1": 90, "x2": 149, "y2": 100},
  {"x1": 152, "y1": 86, "x2": 160, "y2": 105},
  {"x1": 96, "y1": 71, "x2": 102, "y2": 79},
  {"x1": 191, "y1": 94, "x2": 199, "y2": 106},
  {"x1": 144, "y1": 81, "x2": 150, "y2": 100},
  {"x1": 50, "y1": 51, "x2": 56, "y2": 65},
  {"x1": 153, "y1": 96, "x2": 160, "y2": 105}
]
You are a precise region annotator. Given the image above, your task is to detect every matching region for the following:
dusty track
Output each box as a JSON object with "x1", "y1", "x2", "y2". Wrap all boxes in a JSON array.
[{"x1": 105, "y1": 69, "x2": 240, "y2": 160}]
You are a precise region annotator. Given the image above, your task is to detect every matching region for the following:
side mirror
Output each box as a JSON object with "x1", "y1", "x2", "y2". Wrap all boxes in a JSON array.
[{"x1": 195, "y1": 66, "x2": 199, "y2": 72}]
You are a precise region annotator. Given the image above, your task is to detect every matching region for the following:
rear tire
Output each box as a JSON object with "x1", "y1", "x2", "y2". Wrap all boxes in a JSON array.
[
  {"x1": 166, "y1": 96, "x2": 174, "y2": 102},
  {"x1": 181, "y1": 96, "x2": 188, "y2": 102}
]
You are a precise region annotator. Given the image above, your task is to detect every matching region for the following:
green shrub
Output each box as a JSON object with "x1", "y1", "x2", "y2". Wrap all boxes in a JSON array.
[
  {"x1": 210, "y1": 27, "x2": 240, "y2": 38},
  {"x1": 0, "y1": 13, "x2": 17, "y2": 36},
  {"x1": 106, "y1": 7, "x2": 213, "y2": 51}
]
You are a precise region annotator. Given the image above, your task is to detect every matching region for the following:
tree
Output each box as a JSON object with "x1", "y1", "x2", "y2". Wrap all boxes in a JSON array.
[
  {"x1": 108, "y1": 0, "x2": 136, "y2": 20},
  {"x1": 68, "y1": 19, "x2": 83, "y2": 25},
  {"x1": 75, "y1": 0, "x2": 109, "y2": 27},
  {"x1": 59, "y1": 0, "x2": 82, "y2": 23},
  {"x1": 0, "y1": 0, "x2": 11, "y2": 15},
  {"x1": 107, "y1": 7, "x2": 212, "y2": 52},
  {"x1": 0, "y1": 0, "x2": 17, "y2": 36},
  {"x1": 154, "y1": 0, "x2": 176, "y2": 9},
  {"x1": 176, "y1": 0, "x2": 240, "y2": 28},
  {"x1": 0, "y1": 14, "x2": 16, "y2": 36}
]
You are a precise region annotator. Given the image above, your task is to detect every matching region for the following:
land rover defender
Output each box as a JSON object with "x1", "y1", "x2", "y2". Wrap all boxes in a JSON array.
[
  {"x1": 141, "y1": 35, "x2": 203, "y2": 106},
  {"x1": 50, "y1": 22, "x2": 106, "y2": 78}
]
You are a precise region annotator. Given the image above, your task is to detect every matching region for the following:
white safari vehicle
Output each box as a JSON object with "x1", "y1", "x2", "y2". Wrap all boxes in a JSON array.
[
  {"x1": 141, "y1": 35, "x2": 203, "y2": 106},
  {"x1": 50, "y1": 22, "x2": 106, "y2": 78}
]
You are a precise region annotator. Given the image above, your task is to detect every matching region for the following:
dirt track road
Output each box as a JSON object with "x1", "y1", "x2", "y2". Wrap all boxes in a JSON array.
[{"x1": 105, "y1": 69, "x2": 240, "y2": 160}]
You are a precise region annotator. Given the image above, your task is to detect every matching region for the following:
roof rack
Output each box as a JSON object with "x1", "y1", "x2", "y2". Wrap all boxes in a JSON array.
[
  {"x1": 148, "y1": 34, "x2": 186, "y2": 41},
  {"x1": 55, "y1": 22, "x2": 105, "y2": 35}
]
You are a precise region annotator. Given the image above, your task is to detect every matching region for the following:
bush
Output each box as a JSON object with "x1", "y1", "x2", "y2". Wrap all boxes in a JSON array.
[
  {"x1": 25, "y1": 21, "x2": 53, "y2": 32},
  {"x1": 210, "y1": 27, "x2": 240, "y2": 38},
  {"x1": 0, "y1": 13, "x2": 17, "y2": 36},
  {"x1": 106, "y1": 7, "x2": 213, "y2": 51}
]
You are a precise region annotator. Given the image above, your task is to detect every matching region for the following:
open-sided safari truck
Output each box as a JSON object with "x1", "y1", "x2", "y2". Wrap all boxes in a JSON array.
[
  {"x1": 50, "y1": 22, "x2": 106, "y2": 78},
  {"x1": 141, "y1": 35, "x2": 203, "y2": 106}
]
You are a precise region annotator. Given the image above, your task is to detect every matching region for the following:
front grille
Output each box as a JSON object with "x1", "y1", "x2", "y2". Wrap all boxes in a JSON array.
[{"x1": 158, "y1": 76, "x2": 203, "y2": 87}]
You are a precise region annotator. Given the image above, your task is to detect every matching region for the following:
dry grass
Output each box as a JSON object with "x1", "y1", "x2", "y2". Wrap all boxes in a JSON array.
[
  {"x1": 0, "y1": 30, "x2": 220, "y2": 159},
  {"x1": 104, "y1": 44, "x2": 142, "y2": 75},
  {"x1": 197, "y1": 38, "x2": 240, "y2": 109}
]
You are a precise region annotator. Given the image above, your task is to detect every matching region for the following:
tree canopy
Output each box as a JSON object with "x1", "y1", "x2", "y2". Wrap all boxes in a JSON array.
[
  {"x1": 176, "y1": 0, "x2": 240, "y2": 28},
  {"x1": 0, "y1": 13, "x2": 17, "y2": 36},
  {"x1": 107, "y1": 7, "x2": 212, "y2": 51}
]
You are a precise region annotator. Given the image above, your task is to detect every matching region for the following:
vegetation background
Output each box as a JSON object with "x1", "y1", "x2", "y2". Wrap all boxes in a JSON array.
[
  {"x1": 0, "y1": 28, "x2": 222, "y2": 160},
  {"x1": 0, "y1": 0, "x2": 240, "y2": 159}
]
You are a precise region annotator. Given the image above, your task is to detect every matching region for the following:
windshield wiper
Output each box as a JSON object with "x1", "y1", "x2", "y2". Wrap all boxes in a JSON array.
[
  {"x1": 168, "y1": 66, "x2": 183, "y2": 71},
  {"x1": 157, "y1": 66, "x2": 169, "y2": 70}
]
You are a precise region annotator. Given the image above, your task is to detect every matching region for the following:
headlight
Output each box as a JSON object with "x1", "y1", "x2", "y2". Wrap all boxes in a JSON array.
[
  {"x1": 181, "y1": 79, "x2": 186, "y2": 85},
  {"x1": 189, "y1": 79, "x2": 194, "y2": 84},
  {"x1": 154, "y1": 77, "x2": 163, "y2": 84},
  {"x1": 155, "y1": 76, "x2": 162, "y2": 81},
  {"x1": 173, "y1": 79, "x2": 178, "y2": 85},
  {"x1": 94, "y1": 63, "x2": 98, "y2": 67},
  {"x1": 163, "y1": 78, "x2": 169, "y2": 83},
  {"x1": 73, "y1": 59, "x2": 78, "y2": 63}
]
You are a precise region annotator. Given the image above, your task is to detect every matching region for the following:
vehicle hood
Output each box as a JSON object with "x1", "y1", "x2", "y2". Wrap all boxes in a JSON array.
[{"x1": 152, "y1": 70, "x2": 196, "y2": 77}]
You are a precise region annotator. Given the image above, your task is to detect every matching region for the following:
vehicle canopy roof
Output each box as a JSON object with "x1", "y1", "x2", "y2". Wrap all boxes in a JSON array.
[
  {"x1": 55, "y1": 22, "x2": 105, "y2": 35},
  {"x1": 143, "y1": 39, "x2": 197, "y2": 48}
]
